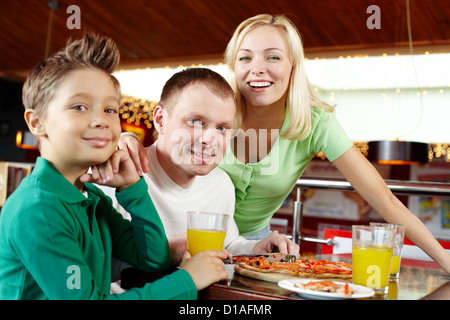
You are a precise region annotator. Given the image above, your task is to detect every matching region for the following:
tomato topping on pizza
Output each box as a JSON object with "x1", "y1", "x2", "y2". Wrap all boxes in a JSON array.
[
  {"x1": 295, "y1": 280, "x2": 354, "y2": 297},
  {"x1": 235, "y1": 256, "x2": 352, "y2": 280}
]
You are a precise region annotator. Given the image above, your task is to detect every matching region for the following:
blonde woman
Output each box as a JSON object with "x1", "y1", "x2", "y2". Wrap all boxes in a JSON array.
[
  {"x1": 219, "y1": 14, "x2": 450, "y2": 274},
  {"x1": 121, "y1": 14, "x2": 450, "y2": 274},
  {"x1": 219, "y1": 14, "x2": 341, "y2": 240}
]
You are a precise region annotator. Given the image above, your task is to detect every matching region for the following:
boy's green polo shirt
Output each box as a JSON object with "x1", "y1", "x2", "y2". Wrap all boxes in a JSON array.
[
  {"x1": 219, "y1": 107, "x2": 353, "y2": 235},
  {"x1": 0, "y1": 157, "x2": 197, "y2": 300}
]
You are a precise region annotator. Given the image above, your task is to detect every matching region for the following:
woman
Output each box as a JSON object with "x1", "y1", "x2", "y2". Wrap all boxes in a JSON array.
[
  {"x1": 218, "y1": 14, "x2": 347, "y2": 240},
  {"x1": 123, "y1": 14, "x2": 450, "y2": 274}
]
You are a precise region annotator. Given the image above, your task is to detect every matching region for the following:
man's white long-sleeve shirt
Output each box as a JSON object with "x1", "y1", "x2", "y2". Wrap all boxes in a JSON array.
[{"x1": 104, "y1": 142, "x2": 257, "y2": 255}]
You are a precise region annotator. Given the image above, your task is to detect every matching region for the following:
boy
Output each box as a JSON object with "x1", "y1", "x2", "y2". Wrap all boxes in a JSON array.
[
  {"x1": 98, "y1": 68, "x2": 299, "y2": 268},
  {"x1": 0, "y1": 34, "x2": 228, "y2": 299}
]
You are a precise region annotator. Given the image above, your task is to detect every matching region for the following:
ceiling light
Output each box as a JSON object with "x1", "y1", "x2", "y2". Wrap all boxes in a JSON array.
[{"x1": 367, "y1": 140, "x2": 429, "y2": 165}]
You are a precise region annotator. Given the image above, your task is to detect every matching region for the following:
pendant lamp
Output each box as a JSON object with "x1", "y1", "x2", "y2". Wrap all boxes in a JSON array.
[
  {"x1": 366, "y1": 2, "x2": 430, "y2": 166},
  {"x1": 367, "y1": 140, "x2": 429, "y2": 165}
]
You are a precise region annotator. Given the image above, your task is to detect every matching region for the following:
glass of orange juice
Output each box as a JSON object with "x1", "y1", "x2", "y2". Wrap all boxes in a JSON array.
[
  {"x1": 187, "y1": 211, "x2": 229, "y2": 256},
  {"x1": 352, "y1": 225, "x2": 395, "y2": 294},
  {"x1": 370, "y1": 222, "x2": 405, "y2": 280}
]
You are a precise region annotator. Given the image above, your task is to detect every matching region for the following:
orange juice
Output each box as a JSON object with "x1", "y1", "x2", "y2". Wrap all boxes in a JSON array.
[
  {"x1": 390, "y1": 255, "x2": 401, "y2": 275},
  {"x1": 352, "y1": 245, "x2": 393, "y2": 291},
  {"x1": 387, "y1": 280, "x2": 398, "y2": 300},
  {"x1": 187, "y1": 228, "x2": 226, "y2": 255}
]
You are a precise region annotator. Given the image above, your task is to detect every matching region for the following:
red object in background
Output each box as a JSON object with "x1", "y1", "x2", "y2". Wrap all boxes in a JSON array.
[
  {"x1": 121, "y1": 122, "x2": 155, "y2": 147},
  {"x1": 321, "y1": 227, "x2": 450, "y2": 264}
]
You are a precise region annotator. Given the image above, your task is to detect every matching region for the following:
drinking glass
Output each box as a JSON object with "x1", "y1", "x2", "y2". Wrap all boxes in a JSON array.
[
  {"x1": 187, "y1": 211, "x2": 229, "y2": 256},
  {"x1": 352, "y1": 225, "x2": 395, "y2": 294},
  {"x1": 370, "y1": 222, "x2": 405, "y2": 279}
]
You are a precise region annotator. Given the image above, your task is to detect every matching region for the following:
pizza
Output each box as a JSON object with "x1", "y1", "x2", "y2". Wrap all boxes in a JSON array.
[
  {"x1": 234, "y1": 256, "x2": 352, "y2": 281},
  {"x1": 295, "y1": 280, "x2": 354, "y2": 297}
]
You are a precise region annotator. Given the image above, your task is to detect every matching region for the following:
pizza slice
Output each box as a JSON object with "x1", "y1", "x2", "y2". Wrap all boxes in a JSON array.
[
  {"x1": 294, "y1": 280, "x2": 354, "y2": 297},
  {"x1": 235, "y1": 256, "x2": 352, "y2": 280}
]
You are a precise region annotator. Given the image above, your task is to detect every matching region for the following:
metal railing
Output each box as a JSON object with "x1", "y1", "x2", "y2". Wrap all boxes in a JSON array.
[{"x1": 292, "y1": 177, "x2": 450, "y2": 246}]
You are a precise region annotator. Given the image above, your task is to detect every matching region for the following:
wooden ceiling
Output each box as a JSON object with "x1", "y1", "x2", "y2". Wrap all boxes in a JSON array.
[{"x1": 1, "y1": 0, "x2": 450, "y2": 80}]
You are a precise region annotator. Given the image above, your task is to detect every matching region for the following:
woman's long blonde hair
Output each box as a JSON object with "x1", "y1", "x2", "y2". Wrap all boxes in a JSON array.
[{"x1": 224, "y1": 14, "x2": 334, "y2": 140}]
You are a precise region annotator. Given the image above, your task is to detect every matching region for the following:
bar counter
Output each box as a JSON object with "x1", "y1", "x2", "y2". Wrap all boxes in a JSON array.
[
  {"x1": 197, "y1": 254, "x2": 449, "y2": 300},
  {"x1": 122, "y1": 254, "x2": 450, "y2": 300}
]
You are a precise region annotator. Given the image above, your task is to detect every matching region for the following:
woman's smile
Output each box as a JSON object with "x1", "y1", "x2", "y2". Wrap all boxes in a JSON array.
[{"x1": 235, "y1": 25, "x2": 292, "y2": 109}]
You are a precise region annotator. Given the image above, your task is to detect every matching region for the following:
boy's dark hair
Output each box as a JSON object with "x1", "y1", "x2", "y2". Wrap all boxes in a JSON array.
[
  {"x1": 159, "y1": 67, "x2": 236, "y2": 114},
  {"x1": 22, "y1": 33, "x2": 121, "y2": 118}
]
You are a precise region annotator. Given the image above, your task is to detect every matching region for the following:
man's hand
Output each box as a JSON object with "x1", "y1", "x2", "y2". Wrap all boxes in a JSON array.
[
  {"x1": 252, "y1": 231, "x2": 300, "y2": 257},
  {"x1": 168, "y1": 233, "x2": 188, "y2": 266},
  {"x1": 118, "y1": 133, "x2": 149, "y2": 175}
]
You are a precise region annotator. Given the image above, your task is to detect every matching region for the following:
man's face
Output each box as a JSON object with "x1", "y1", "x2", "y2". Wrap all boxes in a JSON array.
[{"x1": 155, "y1": 83, "x2": 236, "y2": 186}]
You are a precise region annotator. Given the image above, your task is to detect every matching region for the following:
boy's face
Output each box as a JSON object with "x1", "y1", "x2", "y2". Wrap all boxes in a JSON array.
[
  {"x1": 155, "y1": 83, "x2": 235, "y2": 185},
  {"x1": 29, "y1": 69, "x2": 121, "y2": 172}
]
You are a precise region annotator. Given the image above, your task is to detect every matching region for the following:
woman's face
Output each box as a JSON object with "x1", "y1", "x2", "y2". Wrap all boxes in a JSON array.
[{"x1": 234, "y1": 25, "x2": 293, "y2": 109}]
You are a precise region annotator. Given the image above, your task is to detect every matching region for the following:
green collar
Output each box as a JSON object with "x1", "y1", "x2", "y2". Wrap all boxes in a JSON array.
[{"x1": 32, "y1": 157, "x2": 91, "y2": 204}]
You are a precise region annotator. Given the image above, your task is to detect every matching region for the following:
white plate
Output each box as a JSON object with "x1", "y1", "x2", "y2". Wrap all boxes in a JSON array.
[{"x1": 278, "y1": 279, "x2": 375, "y2": 300}]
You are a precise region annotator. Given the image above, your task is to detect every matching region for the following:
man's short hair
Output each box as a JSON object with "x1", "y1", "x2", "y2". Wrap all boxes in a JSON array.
[{"x1": 159, "y1": 67, "x2": 236, "y2": 114}]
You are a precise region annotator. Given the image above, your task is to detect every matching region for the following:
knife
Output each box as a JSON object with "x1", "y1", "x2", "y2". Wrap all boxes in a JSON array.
[{"x1": 224, "y1": 253, "x2": 297, "y2": 264}]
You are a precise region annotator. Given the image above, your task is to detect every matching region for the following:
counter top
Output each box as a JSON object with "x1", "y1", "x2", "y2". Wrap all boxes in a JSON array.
[
  {"x1": 198, "y1": 255, "x2": 449, "y2": 300},
  {"x1": 121, "y1": 254, "x2": 449, "y2": 300}
]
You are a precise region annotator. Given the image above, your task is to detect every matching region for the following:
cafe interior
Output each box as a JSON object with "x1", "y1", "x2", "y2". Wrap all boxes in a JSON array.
[{"x1": 0, "y1": 0, "x2": 449, "y2": 300}]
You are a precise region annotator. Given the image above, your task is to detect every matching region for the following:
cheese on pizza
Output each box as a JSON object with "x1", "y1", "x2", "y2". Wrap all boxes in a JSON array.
[
  {"x1": 295, "y1": 280, "x2": 354, "y2": 297},
  {"x1": 236, "y1": 256, "x2": 352, "y2": 279}
]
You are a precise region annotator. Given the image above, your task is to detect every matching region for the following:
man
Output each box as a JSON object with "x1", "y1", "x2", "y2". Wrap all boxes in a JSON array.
[{"x1": 104, "y1": 68, "x2": 299, "y2": 266}]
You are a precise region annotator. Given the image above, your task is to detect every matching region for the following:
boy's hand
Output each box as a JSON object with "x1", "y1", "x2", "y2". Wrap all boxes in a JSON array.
[
  {"x1": 118, "y1": 133, "x2": 150, "y2": 175},
  {"x1": 179, "y1": 250, "x2": 229, "y2": 291},
  {"x1": 80, "y1": 149, "x2": 140, "y2": 191}
]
